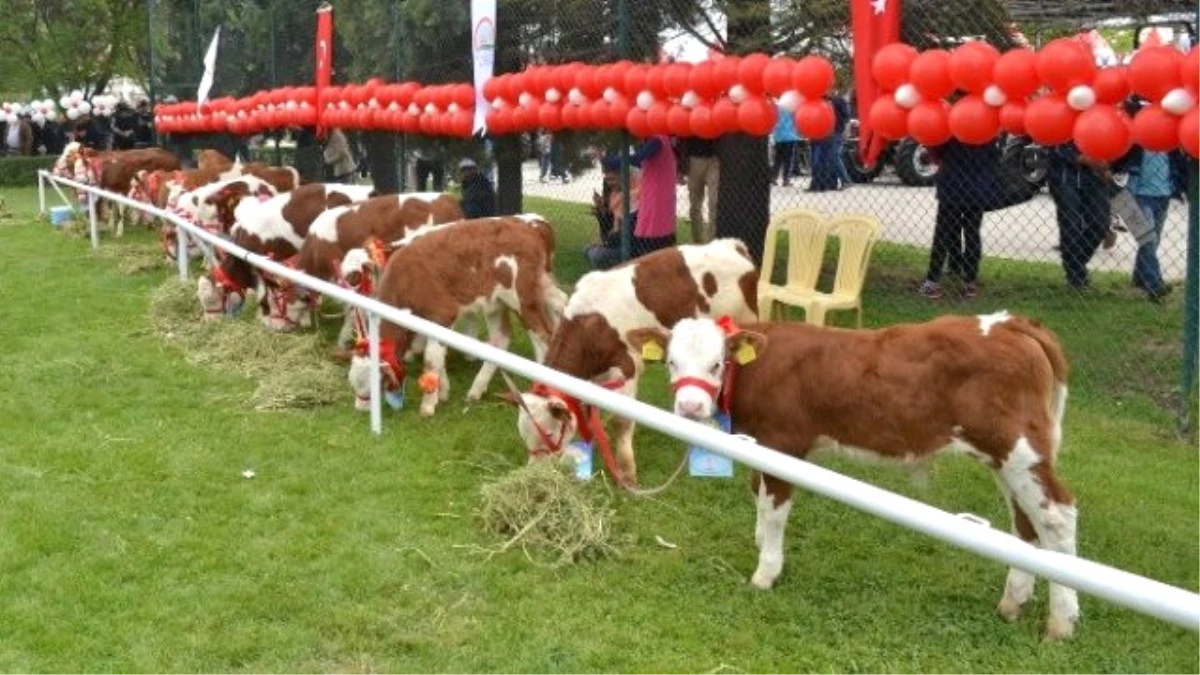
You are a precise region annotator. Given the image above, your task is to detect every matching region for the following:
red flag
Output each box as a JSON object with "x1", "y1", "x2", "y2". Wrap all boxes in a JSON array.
[
  {"x1": 851, "y1": 0, "x2": 901, "y2": 166},
  {"x1": 315, "y1": 3, "x2": 334, "y2": 138}
]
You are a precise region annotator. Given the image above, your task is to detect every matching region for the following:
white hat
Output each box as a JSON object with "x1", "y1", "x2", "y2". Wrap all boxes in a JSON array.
[{"x1": 458, "y1": 158, "x2": 477, "y2": 170}]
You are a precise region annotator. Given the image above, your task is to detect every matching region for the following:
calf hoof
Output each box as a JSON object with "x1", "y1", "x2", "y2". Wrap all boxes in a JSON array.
[
  {"x1": 354, "y1": 397, "x2": 371, "y2": 412},
  {"x1": 749, "y1": 572, "x2": 776, "y2": 590},
  {"x1": 419, "y1": 400, "x2": 437, "y2": 417},
  {"x1": 1042, "y1": 615, "x2": 1077, "y2": 643},
  {"x1": 996, "y1": 597, "x2": 1024, "y2": 623}
]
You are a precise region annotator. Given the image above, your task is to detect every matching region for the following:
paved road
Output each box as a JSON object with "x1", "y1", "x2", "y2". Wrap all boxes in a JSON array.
[{"x1": 521, "y1": 162, "x2": 1189, "y2": 281}]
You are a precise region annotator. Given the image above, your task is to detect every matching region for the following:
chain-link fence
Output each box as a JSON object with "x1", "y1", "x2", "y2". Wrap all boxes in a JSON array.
[{"x1": 144, "y1": 0, "x2": 1198, "y2": 432}]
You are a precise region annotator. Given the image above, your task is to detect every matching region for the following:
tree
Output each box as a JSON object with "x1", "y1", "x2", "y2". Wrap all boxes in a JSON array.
[{"x1": 0, "y1": 0, "x2": 147, "y2": 101}]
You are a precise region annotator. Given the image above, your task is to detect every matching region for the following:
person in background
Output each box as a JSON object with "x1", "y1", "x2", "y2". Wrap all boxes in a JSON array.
[
  {"x1": 585, "y1": 156, "x2": 641, "y2": 270},
  {"x1": 81, "y1": 111, "x2": 112, "y2": 151},
  {"x1": 683, "y1": 136, "x2": 718, "y2": 244},
  {"x1": 2, "y1": 112, "x2": 32, "y2": 155},
  {"x1": 414, "y1": 147, "x2": 445, "y2": 191},
  {"x1": 39, "y1": 114, "x2": 66, "y2": 155},
  {"x1": 829, "y1": 90, "x2": 853, "y2": 189},
  {"x1": 323, "y1": 127, "x2": 357, "y2": 183},
  {"x1": 917, "y1": 138, "x2": 999, "y2": 300},
  {"x1": 1126, "y1": 145, "x2": 1183, "y2": 302},
  {"x1": 134, "y1": 100, "x2": 154, "y2": 148},
  {"x1": 628, "y1": 133, "x2": 677, "y2": 256},
  {"x1": 457, "y1": 158, "x2": 496, "y2": 219},
  {"x1": 110, "y1": 101, "x2": 139, "y2": 150},
  {"x1": 1048, "y1": 141, "x2": 1112, "y2": 291},
  {"x1": 771, "y1": 101, "x2": 800, "y2": 187},
  {"x1": 536, "y1": 131, "x2": 553, "y2": 182}
]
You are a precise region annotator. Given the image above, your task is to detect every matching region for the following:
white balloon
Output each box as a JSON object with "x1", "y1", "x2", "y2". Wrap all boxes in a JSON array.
[
  {"x1": 518, "y1": 92, "x2": 533, "y2": 108},
  {"x1": 289, "y1": 100, "x2": 301, "y2": 109},
  {"x1": 388, "y1": 101, "x2": 400, "y2": 110},
  {"x1": 983, "y1": 85, "x2": 1007, "y2": 107},
  {"x1": 568, "y1": 88, "x2": 587, "y2": 106},
  {"x1": 43, "y1": 98, "x2": 54, "y2": 110},
  {"x1": 46, "y1": 109, "x2": 58, "y2": 121},
  {"x1": 1161, "y1": 87, "x2": 1196, "y2": 116},
  {"x1": 602, "y1": 87, "x2": 618, "y2": 103},
  {"x1": 407, "y1": 103, "x2": 421, "y2": 116},
  {"x1": 78, "y1": 100, "x2": 92, "y2": 114},
  {"x1": 31, "y1": 112, "x2": 45, "y2": 125},
  {"x1": 1066, "y1": 85, "x2": 1095, "y2": 111},
  {"x1": 636, "y1": 90, "x2": 654, "y2": 110},
  {"x1": 5, "y1": 114, "x2": 16, "y2": 124},
  {"x1": 70, "y1": 90, "x2": 84, "y2": 103},
  {"x1": 492, "y1": 97, "x2": 507, "y2": 109},
  {"x1": 894, "y1": 84, "x2": 921, "y2": 109},
  {"x1": 544, "y1": 88, "x2": 561, "y2": 103},
  {"x1": 681, "y1": 91, "x2": 701, "y2": 109},
  {"x1": 67, "y1": 108, "x2": 80, "y2": 121},
  {"x1": 60, "y1": 96, "x2": 71, "y2": 109},
  {"x1": 448, "y1": 102, "x2": 461, "y2": 113},
  {"x1": 424, "y1": 103, "x2": 438, "y2": 114},
  {"x1": 729, "y1": 84, "x2": 748, "y2": 104},
  {"x1": 777, "y1": 90, "x2": 803, "y2": 112}
]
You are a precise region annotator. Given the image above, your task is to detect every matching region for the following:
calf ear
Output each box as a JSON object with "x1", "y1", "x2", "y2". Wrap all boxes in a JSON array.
[
  {"x1": 625, "y1": 327, "x2": 670, "y2": 362},
  {"x1": 546, "y1": 398, "x2": 572, "y2": 421},
  {"x1": 493, "y1": 391, "x2": 522, "y2": 408},
  {"x1": 726, "y1": 331, "x2": 769, "y2": 365}
]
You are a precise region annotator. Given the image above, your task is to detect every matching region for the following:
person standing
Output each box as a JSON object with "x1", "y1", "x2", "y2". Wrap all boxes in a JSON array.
[
  {"x1": 110, "y1": 101, "x2": 139, "y2": 150},
  {"x1": 323, "y1": 128, "x2": 357, "y2": 183},
  {"x1": 629, "y1": 134, "x2": 678, "y2": 257},
  {"x1": 2, "y1": 113, "x2": 32, "y2": 155},
  {"x1": 829, "y1": 91, "x2": 853, "y2": 189},
  {"x1": 457, "y1": 158, "x2": 496, "y2": 219},
  {"x1": 683, "y1": 137, "x2": 718, "y2": 244},
  {"x1": 918, "y1": 138, "x2": 999, "y2": 300},
  {"x1": 134, "y1": 100, "x2": 154, "y2": 148},
  {"x1": 771, "y1": 102, "x2": 800, "y2": 187},
  {"x1": 414, "y1": 147, "x2": 444, "y2": 191},
  {"x1": 1048, "y1": 141, "x2": 1112, "y2": 291},
  {"x1": 1127, "y1": 147, "x2": 1180, "y2": 302}
]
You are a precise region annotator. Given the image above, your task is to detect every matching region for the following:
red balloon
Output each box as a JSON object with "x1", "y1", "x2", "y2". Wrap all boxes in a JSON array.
[
  {"x1": 575, "y1": 102, "x2": 594, "y2": 129},
  {"x1": 626, "y1": 108, "x2": 650, "y2": 137},
  {"x1": 1132, "y1": 104, "x2": 1182, "y2": 152},
  {"x1": 910, "y1": 50, "x2": 954, "y2": 100},
  {"x1": 646, "y1": 65, "x2": 668, "y2": 97},
  {"x1": 1074, "y1": 106, "x2": 1132, "y2": 162},
  {"x1": 664, "y1": 63, "x2": 693, "y2": 98},
  {"x1": 792, "y1": 56, "x2": 835, "y2": 99},
  {"x1": 397, "y1": 82, "x2": 420, "y2": 107},
  {"x1": 737, "y1": 54, "x2": 771, "y2": 94},
  {"x1": 434, "y1": 85, "x2": 455, "y2": 109},
  {"x1": 949, "y1": 42, "x2": 1000, "y2": 94},
  {"x1": 689, "y1": 61, "x2": 720, "y2": 100},
  {"x1": 557, "y1": 63, "x2": 583, "y2": 93},
  {"x1": 873, "y1": 43, "x2": 919, "y2": 91},
  {"x1": 868, "y1": 97, "x2": 909, "y2": 140},
  {"x1": 608, "y1": 61, "x2": 633, "y2": 95},
  {"x1": 999, "y1": 101, "x2": 1027, "y2": 135},
  {"x1": 486, "y1": 108, "x2": 509, "y2": 135},
  {"x1": 608, "y1": 97, "x2": 631, "y2": 129},
  {"x1": 691, "y1": 106, "x2": 719, "y2": 139},
  {"x1": 712, "y1": 97, "x2": 739, "y2": 133},
  {"x1": 1180, "y1": 107, "x2": 1199, "y2": 158},
  {"x1": 907, "y1": 100, "x2": 952, "y2": 146},
  {"x1": 1036, "y1": 39, "x2": 1096, "y2": 93},
  {"x1": 592, "y1": 64, "x2": 613, "y2": 95},
  {"x1": 949, "y1": 95, "x2": 1000, "y2": 144},
  {"x1": 623, "y1": 65, "x2": 649, "y2": 98},
  {"x1": 667, "y1": 104, "x2": 692, "y2": 136},
  {"x1": 561, "y1": 104, "x2": 580, "y2": 129},
  {"x1": 538, "y1": 102, "x2": 563, "y2": 131},
  {"x1": 762, "y1": 58, "x2": 794, "y2": 97},
  {"x1": 713, "y1": 57, "x2": 742, "y2": 94},
  {"x1": 1024, "y1": 95, "x2": 1078, "y2": 145},
  {"x1": 1183, "y1": 49, "x2": 1199, "y2": 94},
  {"x1": 795, "y1": 100, "x2": 834, "y2": 139},
  {"x1": 453, "y1": 84, "x2": 475, "y2": 109},
  {"x1": 737, "y1": 95, "x2": 777, "y2": 135},
  {"x1": 646, "y1": 102, "x2": 670, "y2": 135},
  {"x1": 1129, "y1": 46, "x2": 1184, "y2": 104},
  {"x1": 504, "y1": 74, "x2": 525, "y2": 103},
  {"x1": 1092, "y1": 67, "x2": 1130, "y2": 105}
]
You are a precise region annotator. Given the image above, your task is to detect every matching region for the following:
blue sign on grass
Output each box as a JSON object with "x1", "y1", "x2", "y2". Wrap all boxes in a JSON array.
[{"x1": 689, "y1": 412, "x2": 734, "y2": 478}]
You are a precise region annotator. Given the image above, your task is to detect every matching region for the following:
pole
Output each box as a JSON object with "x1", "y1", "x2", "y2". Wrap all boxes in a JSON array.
[
  {"x1": 617, "y1": 0, "x2": 632, "y2": 262},
  {"x1": 270, "y1": 3, "x2": 283, "y2": 167},
  {"x1": 146, "y1": 0, "x2": 158, "y2": 145},
  {"x1": 87, "y1": 192, "x2": 99, "y2": 249},
  {"x1": 1182, "y1": 159, "x2": 1198, "y2": 437},
  {"x1": 38, "y1": 171, "x2": 45, "y2": 216},
  {"x1": 368, "y1": 312, "x2": 383, "y2": 435},
  {"x1": 393, "y1": 1, "x2": 407, "y2": 191}
]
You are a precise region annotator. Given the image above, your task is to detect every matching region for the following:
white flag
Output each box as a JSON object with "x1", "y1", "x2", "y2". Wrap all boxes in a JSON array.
[
  {"x1": 470, "y1": 0, "x2": 496, "y2": 134},
  {"x1": 197, "y1": 26, "x2": 222, "y2": 106}
]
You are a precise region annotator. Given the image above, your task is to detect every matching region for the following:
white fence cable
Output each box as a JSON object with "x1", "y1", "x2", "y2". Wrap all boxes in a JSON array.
[{"x1": 37, "y1": 170, "x2": 1200, "y2": 633}]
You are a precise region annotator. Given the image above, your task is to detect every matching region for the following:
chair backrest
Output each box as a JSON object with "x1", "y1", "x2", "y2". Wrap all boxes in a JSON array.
[
  {"x1": 828, "y1": 213, "x2": 882, "y2": 298},
  {"x1": 759, "y1": 208, "x2": 829, "y2": 292}
]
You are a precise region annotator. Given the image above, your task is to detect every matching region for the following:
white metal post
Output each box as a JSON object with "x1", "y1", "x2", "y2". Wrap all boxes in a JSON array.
[
  {"x1": 38, "y1": 171, "x2": 46, "y2": 216},
  {"x1": 368, "y1": 312, "x2": 382, "y2": 435},
  {"x1": 176, "y1": 227, "x2": 189, "y2": 280},
  {"x1": 87, "y1": 192, "x2": 99, "y2": 249}
]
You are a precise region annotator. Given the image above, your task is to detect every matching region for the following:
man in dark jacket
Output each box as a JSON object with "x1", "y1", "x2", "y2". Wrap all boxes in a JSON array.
[
  {"x1": 1049, "y1": 141, "x2": 1112, "y2": 290},
  {"x1": 134, "y1": 100, "x2": 154, "y2": 147},
  {"x1": 457, "y1": 158, "x2": 495, "y2": 219},
  {"x1": 111, "y1": 102, "x2": 139, "y2": 150},
  {"x1": 81, "y1": 113, "x2": 112, "y2": 150}
]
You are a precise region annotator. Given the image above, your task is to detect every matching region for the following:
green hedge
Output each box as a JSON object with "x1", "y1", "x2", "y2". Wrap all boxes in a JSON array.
[{"x1": 0, "y1": 156, "x2": 57, "y2": 186}]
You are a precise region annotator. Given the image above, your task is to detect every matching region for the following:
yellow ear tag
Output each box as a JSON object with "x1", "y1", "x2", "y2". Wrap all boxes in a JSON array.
[
  {"x1": 641, "y1": 341, "x2": 664, "y2": 362},
  {"x1": 735, "y1": 342, "x2": 758, "y2": 365}
]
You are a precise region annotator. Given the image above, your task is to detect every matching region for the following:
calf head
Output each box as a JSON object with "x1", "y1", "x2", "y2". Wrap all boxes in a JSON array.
[
  {"x1": 627, "y1": 317, "x2": 767, "y2": 421},
  {"x1": 500, "y1": 390, "x2": 579, "y2": 459},
  {"x1": 256, "y1": 281, "x2": 314, "y2": 332},
  {"x1": 196, "y1": 274, "x2": 245, "y2": 320}
]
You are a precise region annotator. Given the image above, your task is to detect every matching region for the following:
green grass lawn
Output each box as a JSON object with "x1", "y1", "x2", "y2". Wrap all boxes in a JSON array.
[{"x1": 0, "y1": 185, "x2": 1196, "y2": 672}]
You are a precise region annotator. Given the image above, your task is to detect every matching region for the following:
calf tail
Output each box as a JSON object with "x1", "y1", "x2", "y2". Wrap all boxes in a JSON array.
[{"x1": 1001, "y1": 316, "x2": 1070, "y2": 454}]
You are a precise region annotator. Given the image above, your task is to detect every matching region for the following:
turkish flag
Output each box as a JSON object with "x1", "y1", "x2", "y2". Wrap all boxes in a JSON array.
[
  {"x1": 315, "y1": 4, "x2": 334, "y2": 138},
  {"x1": 851, "y1": 0, "x2": 901, "y2": 166}
]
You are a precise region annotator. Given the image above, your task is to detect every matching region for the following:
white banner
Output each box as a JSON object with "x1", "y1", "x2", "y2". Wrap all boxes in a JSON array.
[
  {"x1": 470, "y1": 0, "x2": 496, "y2": 134},
  {"x1": 196, "y1": 26, "x2": 222, "y2": 107}
]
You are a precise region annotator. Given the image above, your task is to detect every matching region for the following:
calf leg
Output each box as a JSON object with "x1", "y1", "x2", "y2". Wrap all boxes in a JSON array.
[
  {"x1": 419, "y1": 340, "x2": 448, "y2": 417},
  {"x1": 993, "y1": 475, "x2": 1039, "y2": 623},
  {"x1": 998, "y1": 436, "x2": 1078, "y2": 641},
  {"x1": 467, "y1": 310, "x2": 510, "y2": 401},
  {"x1": 610, "y1": 378, "x2": 640, "y2": 483},
  {"x1": 750, "y1": 474, "x2": 794, "y2": 589}
]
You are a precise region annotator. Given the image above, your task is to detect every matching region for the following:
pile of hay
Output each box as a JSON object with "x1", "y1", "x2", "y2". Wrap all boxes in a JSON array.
[
  {"x1": 92, "y1": 242, "x2": 168, "y2": 275},
  {"x1": 478, "y1": 459, "x2": 621, "y2": 566},
  {"x1": 149, "y1": 278, "x2": 347, "y2": 410}
]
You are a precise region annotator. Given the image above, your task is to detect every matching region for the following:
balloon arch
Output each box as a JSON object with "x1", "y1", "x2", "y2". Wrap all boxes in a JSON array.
[{"x1": 154, "y1": 42, "x2": 1199, "y2": 161}]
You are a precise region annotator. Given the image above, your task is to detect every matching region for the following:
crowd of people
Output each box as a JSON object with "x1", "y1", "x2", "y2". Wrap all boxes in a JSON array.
[{"x1": 1, "y1": 99, "x2": 155, "y2": 157}]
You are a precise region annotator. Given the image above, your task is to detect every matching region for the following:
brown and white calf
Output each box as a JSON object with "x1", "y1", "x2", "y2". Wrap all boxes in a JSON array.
[
  {"x1": 347, "y1": 215, "x2": 566, "y2": 417},
  {"x1": 628, "y1": 311, "x2": 1077, "y2": 641},
  {"x1": 196, "y1": 183, "x2": 377, "y2": 324},
  {"x1": 504, "y1": 238, "x2": 759, "y2": 484},
  {"x1": 61, "y1": 146, "x2": 181, "y2": 235},
  {"x1": 242, "y1": 161, "x2": 302, "y2": 192}
]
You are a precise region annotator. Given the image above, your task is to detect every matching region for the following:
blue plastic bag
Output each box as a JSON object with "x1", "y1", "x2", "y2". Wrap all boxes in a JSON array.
[
  {"x1": 688, "y1": 412, "x2": 734, "y2": 478},
  {"x1": 566, "y1": 440, "x2": 594, "y2": 481}
]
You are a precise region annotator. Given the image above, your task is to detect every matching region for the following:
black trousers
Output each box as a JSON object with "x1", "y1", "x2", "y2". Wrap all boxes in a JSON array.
[
  {"x1": 1050, "y1": 173, "x2": 1110, "y2": 287},
  {"x1": 926, "y1": 201, "x2": 983, "y2": 283},
  {"x1": 772, "y1": 141, "x2": 797, "y2": 183}
]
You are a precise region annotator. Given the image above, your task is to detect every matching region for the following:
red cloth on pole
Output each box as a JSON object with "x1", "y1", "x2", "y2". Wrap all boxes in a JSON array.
[
  {"x1": 315, "y1": 4, "x2": 334, "y2": 138},
  {"x1": 851, "y1": 0, "x2": 901, "y2": 166}
]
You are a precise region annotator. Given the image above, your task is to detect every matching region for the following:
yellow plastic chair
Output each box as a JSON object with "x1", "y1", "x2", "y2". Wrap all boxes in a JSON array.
[
  {"x1": 757, "y1": 209, "x2": 831, "y2": 323},
  {"x1": 760, "y1": 213, "x2": 881, "y2": 327}
]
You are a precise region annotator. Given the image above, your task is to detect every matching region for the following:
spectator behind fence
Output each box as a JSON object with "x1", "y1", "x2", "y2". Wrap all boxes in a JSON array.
[
  {"x1": 111, "y1": 101, "x2": 138, "y2": 150},
  {"x1": 585, "y1": 156, "x2": 642, "y2": 270},
  {"x1": 829, "y1": 90, "x2": 853, "y2": 189},
  {"x1": 771, "y1": 102, "x2": 800, "y2": 187},
  {"x1": 414, "y1": 147, "x2": 445, "y2": 191},
  {"x1": 629, "y1": 134, "x2": 678, "y2": 255},
  {"x1": 3, "y1": 112, "x2": 33, "y2": 156},
  {"x1": 323, "y1": 128, "x2": 357, "y2": 183},
  {"x1": 1048, "y1": 141, "x2": 1114, "y2": 291},
  {"x1": 1127, "y1": 145, "x2": 1185, "y2": 303},
  {"x1": 81, "y1": 111, "x2": 112, "y2": 150},
  {"x1": 457, "y1": 158, "x2": 496, "y2": 219},
  {"x1": 134, "y1": 100, "x2": 154, "y2": 148},
  {"x1": 918, "y1": 138, "x2": 1000, "y2": 301},
  {"x1": 683, "y1": 136, "x2": 718, "y2": 244}
]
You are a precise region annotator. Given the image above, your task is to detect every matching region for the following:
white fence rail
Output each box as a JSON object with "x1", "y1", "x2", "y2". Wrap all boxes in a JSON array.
[{"x1": 37, "y1": 170, "x2": 1200, "y2": 633}]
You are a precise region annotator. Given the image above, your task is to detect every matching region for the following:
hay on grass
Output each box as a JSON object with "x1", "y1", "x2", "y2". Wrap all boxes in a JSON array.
[
  {"x1": 91, "y1": 242, "x2": 169, "y2": 275},
  {"x1": 149, "y1": 278, "x2": 348, "y2": 410},
  {"x1": 478, "y1": 459, "x2": 621, "y2": 566}
]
